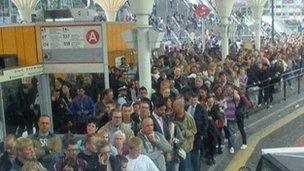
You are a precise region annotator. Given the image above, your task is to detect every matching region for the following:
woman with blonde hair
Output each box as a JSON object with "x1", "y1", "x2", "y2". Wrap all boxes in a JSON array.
[{"x1": 11, "y1": 137, "x2": 45, "y2": 170}]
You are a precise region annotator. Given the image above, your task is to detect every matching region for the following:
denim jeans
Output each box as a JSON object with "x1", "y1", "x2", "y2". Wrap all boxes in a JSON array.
[
  {"x1": 167, "y1": 161, "x2": 179, "y2": 171},
  {"x1": 227, "y1": 120, "x2": 238, "y2": 148},
  {"x1": 236, "y1": 113, "x2": 247, "y2": 145},
  {"x1": 191, "y1": 145, "x2": 202, "y2": 171},
  {"x1": 179, "y1": 152, "x2": 193, "y2": 171}
]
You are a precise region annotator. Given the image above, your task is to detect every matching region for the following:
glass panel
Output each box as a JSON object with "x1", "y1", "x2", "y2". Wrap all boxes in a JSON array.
[
  {"x1": 3, "y1": 77, "x2": 40, "y2": 136},
  {"x1": 49, "y1": 73, "x2": 105, "y2": 134}
]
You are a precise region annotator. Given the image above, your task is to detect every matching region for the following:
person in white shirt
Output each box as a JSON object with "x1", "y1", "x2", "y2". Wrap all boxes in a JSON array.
[{"x1": 126, "y1": 137, "x2": 159, "y2": 171}]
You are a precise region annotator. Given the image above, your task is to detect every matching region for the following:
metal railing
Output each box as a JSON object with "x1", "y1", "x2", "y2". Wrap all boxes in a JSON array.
[{"x1": 245, "y1": 67, "x2": 304, "y2": 116}]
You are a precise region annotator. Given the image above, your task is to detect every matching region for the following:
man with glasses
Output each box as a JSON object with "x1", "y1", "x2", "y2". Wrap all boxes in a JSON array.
[
  {"x1": 97, "y1": 142, "x2": 116, "y2": 171},
  {"x1": 137, "y1": 117, "x2": 172, "y2": 171},
  {"x1": 53, "y1": 134, "x2": 87, "y2": 171},
  {"x1": 98, "y1": 109, "x2": 134, "y2": 146}
]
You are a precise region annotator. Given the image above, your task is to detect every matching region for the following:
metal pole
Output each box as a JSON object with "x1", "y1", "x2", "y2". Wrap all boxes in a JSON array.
[
  {"x1": 102, "y1": 23, "x2": 110, "y2": 89},
  {"x1": 298, "y1": 69, "x2": 301, "y2": 94},
  {"x1": 271, "y1": 0, "x2": 275, "y2": 44},
  {"x1": 0, "y1": 84, "x2": 7, "y2": 142},
  {"x1": 255, "y1": 21, "x2": 261, "y2": 51},
  {"x1": 37, "y1": 74, "x2": 53, "y2": 132},
  {"x1": 220, "y1": 17, "x2": 229, "y2": 61},
  {"x1": 201, "y1": 18, "x2": 205, "y2": 52},
  {"x1": 283, "y1": 79, "x2": 286, "y2": 101}
]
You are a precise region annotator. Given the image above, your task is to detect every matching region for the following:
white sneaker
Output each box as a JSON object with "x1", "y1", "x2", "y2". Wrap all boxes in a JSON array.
[
  {"x1": 241, "y1": 144, "x2": 248, "y2": 150},
  {"x1": 229, "y1": 147, "x2": 235, "y2": 154}
]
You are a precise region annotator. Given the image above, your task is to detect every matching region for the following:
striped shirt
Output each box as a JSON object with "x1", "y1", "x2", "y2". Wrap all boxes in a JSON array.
[{"x1": 224, "y1": 96, "x2": 237, "y2": 121}]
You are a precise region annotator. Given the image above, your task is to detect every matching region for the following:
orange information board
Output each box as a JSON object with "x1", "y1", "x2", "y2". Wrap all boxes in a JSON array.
[
  {"x1": 0, "y1": 25, "x2": 40, "y2": 66},
  {"x1": 0, "y1": 22, "x2": 136, "y2": 67}
]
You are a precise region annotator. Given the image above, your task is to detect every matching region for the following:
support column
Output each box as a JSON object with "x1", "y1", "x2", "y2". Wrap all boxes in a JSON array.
[
  {"x1": 271, "y1": 0, "x2": 275, "y2": 44},
  {"x1": 254, "y1": 20, "x2": 261, "y2": 51},
  {"x1": 136, "y1": 13, "x2": 152, "y2": 96},
  {"x1": 137, "y1": 28, "x2": 152, "y2": 95},
  {"x1": 220, "y1": 17, "x2": 229, "y2": 61},
  {"x1": 18, "y1": 9, "x2": 32, "y2": 23},
  {"x1": 102, "y1": 24, "x2": 110, "y2": 89},
  {"x1": 106, "y1": 11, "x2": 117, "y2": 21},
  {"x1": 93, "y1": 0, "x2": 126, "y2": 22},
  {"x1": 8, "y1": 0, "x2": 12, "y2": 23},
  {"x1": 0, "y1": 84, "x2": 6, "y2": 141},
  {"x1": 11, "y1": 0, "x2": 39, "y2": 23},
  {"x1": 214, "y1": 0, "x2": 234, "y2": 61},
  {"x1": 37, "y1": 74, "x2": 53, "y2": 131},
  {"x1": 250, "y1": 0, "x2": 268, "y2": 50},
  {"x1": 129, "y1": 0, "x2": 155, "y2": 97}
]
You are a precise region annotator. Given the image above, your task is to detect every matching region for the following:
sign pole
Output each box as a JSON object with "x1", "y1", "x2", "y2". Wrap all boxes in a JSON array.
[
  {"x1": 195, "y1": 4, "x2": 211, "y2": 53},
  {"x1": 102, "y1": 23, "x2": 110, "y2": 89},
  {"x1": 37, "y1": 74, "x2": 53, "y2": 131},
  {"x1": 0, "y1": 84, "x2": 6, "y2": 141},
  {"x1": 201, "y1": 18, "x2": 205, "y2": 52}
]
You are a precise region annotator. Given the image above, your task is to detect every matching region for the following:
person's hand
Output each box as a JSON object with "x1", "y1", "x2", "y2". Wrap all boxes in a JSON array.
[
  {"x1": 68, "y1": 121, "x2": 73, "y2": 127},
  {"x1": 43, "y1": 146, "x2": 51, "y2": 154},
  {"x1": 166, "y1": 153, "x2": 172, "y2": 162},
  {"x1": 63, "y1": 165, "x2": 73, "y2": 171},
  {"x1": 172, "y1": 138, "x2": 179, "y2": 144},
  {"x1": 148, "y1": 132, "x2": 156, "y2": 142},
  {"x1": 98, "y1": 153, "x2": 108, "y2": 165}
]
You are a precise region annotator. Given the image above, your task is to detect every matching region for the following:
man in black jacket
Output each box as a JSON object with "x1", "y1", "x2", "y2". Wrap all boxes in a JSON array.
[
  {"x1": 77, "y1": 134, "x2": 101, "y2": 170},
  {"x1": 0, "y1": 135, "x2": 16, "y2": 171},
  {"x1": 151, "y1": 99, "x2": 171, "y2": 141},
  {"x1": 186, "y1": 92, "x2": 208, "y2": 171}
]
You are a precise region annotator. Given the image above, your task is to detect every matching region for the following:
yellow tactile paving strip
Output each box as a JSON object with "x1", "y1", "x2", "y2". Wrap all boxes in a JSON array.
[{"x1": 225, "y1": 106, "x2": 304, "y2": 171}]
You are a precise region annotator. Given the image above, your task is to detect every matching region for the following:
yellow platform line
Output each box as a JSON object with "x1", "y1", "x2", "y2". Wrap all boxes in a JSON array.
[{"x1": 225, "y1": 106, "x2": 304, "y2": 171}]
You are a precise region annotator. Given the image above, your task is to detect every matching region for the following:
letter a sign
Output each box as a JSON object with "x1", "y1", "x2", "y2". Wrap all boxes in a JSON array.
[{"x1": 86, "y1": 30, "x2": 100, "y2": 45}]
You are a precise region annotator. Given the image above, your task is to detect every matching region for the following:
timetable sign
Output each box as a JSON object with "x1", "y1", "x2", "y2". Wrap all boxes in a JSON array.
[{"x1": 40, "y1": 25, "x2": 103, "y2": 63}]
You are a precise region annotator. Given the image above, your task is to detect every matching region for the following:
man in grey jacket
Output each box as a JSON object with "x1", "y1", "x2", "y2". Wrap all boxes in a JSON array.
[{"x1": 137, "y1": 117, "x2": 172, "y2": 171}]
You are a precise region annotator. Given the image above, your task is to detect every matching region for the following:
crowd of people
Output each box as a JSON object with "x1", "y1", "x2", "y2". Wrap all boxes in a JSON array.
[
  {"x1": 0, "y1": 32, "x2": 303, "y2": 171},
  {"x1": 1, "y1": 0, "x2": 304, "y2": 170}
]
